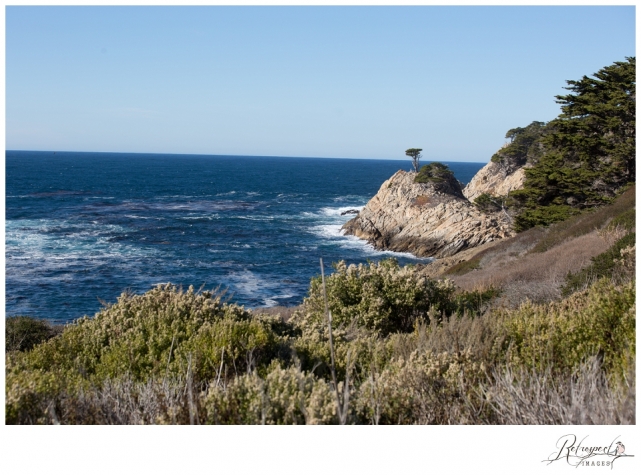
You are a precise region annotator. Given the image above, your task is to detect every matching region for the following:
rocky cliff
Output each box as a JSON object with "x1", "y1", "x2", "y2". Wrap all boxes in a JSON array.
[
  {"x1": 462, "y1": 161, "x2": 527, "y2": 202},
  {"x1": 342, "y1": 170, "x2": 514, "y2": 258}
]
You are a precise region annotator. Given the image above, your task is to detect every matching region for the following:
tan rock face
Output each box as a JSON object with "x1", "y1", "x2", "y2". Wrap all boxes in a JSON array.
[
  {"x1": 342, "y1": 170, "x2": 514, "y2": 258},
  {"x1": 462, "y1": 161, "x2": 526, "y2": 202}
]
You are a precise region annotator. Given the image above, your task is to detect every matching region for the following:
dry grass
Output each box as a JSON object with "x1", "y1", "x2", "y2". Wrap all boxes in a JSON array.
[
  {"x1": 451, "y1": 230, "x2": 611, "y2": 305},
  {"x1": 27, "y1": 376, "x2": 207, "y2": 425},
  {"x1": 390, "y1": 312, "x2": 501, "y2": 366},
  {"x1": 444, "y1": 184, "x2": 635, "y2": 304},
  {"x1": 529, "y1": 184, "x2": 635, "y2": 254},
  {"x1": 477, "y1": 358, "x2": 635, "y2": 425},
  {"x1": 251, "y1": 305, "x2": 301, "y2": 322},
  {"x1": 445, "y1": 227, "x2": 545, "y2": 276},
  {"x1": 598, "y1": 224, "x2": 629, "y2": 247}
]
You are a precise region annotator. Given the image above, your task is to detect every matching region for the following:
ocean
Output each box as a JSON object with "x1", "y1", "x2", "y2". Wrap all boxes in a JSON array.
[{"x1": 5, "y1": 151, "x2": 485, "y2": 323}]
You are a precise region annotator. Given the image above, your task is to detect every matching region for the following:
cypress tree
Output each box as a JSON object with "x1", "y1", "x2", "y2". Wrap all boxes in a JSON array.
[{"x1": 512, "y1": 57, "x2": 636, "y2": 231}]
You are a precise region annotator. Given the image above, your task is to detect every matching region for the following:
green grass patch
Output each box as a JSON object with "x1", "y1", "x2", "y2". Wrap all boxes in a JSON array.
[{"x1": 444, "y1": 256, "x2": 482, "y2": 276}]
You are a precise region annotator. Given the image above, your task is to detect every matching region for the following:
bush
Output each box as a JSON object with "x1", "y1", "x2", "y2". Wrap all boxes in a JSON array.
[
  {"x1": 414, "y1": 162, "x2": 455, "y2": 184},
  {"x1": 353, "y1": 349, "x2": 485, "y2": 424},
  {"x1": 473, "y1": 193, "x2": 502, "y2": 213},
  {"x1": 19, "y1": 285, "x2": 292, "y2": 383},
  {"x1": 205, "y1": 364, "x2": 336, "y2": 424},
  {"x1": 6, "y1": 316, "x2": 60, "y2": 353},
  {"x1": 495, "y1": 279, "x2": 635, "y2": 378},
  {"x1": 292, "y1": 259, "x2": 456, "y2": 337},
  {"x1": 5, "y1": 285, "x2": 294, "y2": 423},
  {"x1": 449, "y1": 288, "x2": 501, "y2": 318},
  {"x1": 6, "y1": 257, "x2": 635, "y2": 424},
  {"x1": 479, "y1": 357, "x2": 635, "y2": 424},
  {"x1": 513, "y1": 203, "x2": 578, "y2": 232},
  {"x1": 444, "y1": 256, "x2": 482, "y2": 276}
]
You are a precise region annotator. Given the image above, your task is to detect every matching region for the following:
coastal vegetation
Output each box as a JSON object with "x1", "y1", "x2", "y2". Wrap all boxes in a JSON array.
[
  {"x1": 5, "y1": 58, "x2": 635, "y2": 425},
  {"x1": 506, "y1": 58, "x2": 635, "y2": 231},
  {"x1": 490, "y1": 120, "x2": 546, "y2": 174},
  {"x1": 405, "y1": 148, "x2": 423, "y2": 173},
  {"x1": 6, "y1": 203, "x2": 635, "y2": 423},
  {"x1": 414, "y1": 162, "x2": 455, "y2": 185}
]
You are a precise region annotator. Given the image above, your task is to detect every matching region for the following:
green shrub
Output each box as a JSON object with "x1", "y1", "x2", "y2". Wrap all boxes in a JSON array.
[
  {"x1": 414, "y1": 162, "x2": 455, "y2": 184},
  {"x1": 292, "y1": 259, "x2": 456, "y2": 337},
  {"x1": 562, "y1": 233, "x2": 636, "y2": 296},
  {"x1": 23, "y1": 285, "x2": 291, "y2": 382},
  {"x1": 513, "y1": 203, "x2": 578, "y2": 232},
  {"x1": 6, "y1": 252, "x2": 635, "y2": 424},
  {"x1": 5, "y1": 316, "x2": 60, "y2": 353},
  {"x1": 473, "y1": 193, "x2": 502, "y2": 213},
  {"x1": 449, "y1": 288, "x2": 501, "y2": 318},
  {"x1": 205, "y1": 364, "x2": 336, "y2": 424},
  {"x1": 5, "y1": 359, "x2": 66, "y2": 424},
  {"x1": 495, "y1": 279, "x2": 635, "y2": 378},
  {"x1": 353, "y1": 349, "x2": 485, "y2": 424}
]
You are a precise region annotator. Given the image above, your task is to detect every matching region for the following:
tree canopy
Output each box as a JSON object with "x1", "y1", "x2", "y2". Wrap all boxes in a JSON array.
[
  {"x1": 414, "y1": 162, "x2": 454, "y2": 184},
  {"x1": 511, "y1": 57, "x2": 636, "y2": 231},
  {"x1": 491, "y1": 121, "x2": 546, "y2": 174},
  {"x1": 405, "y1": 148, "x2": 423, "y2": 173}
]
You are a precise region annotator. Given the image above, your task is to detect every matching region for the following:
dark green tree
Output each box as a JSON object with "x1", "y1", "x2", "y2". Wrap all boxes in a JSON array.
[
  {"x1": 491, "y1": 121, "x2": 547, "y2": 173},
  {"x1": 511, "y1": 57, "x2": 636, "y2": 231},
  {"x1": 414, "y1": 162, "x2": 454, "y2": 183},
  {"x1": 405, "y1": 148, "x2": 423, "y2": 173}
]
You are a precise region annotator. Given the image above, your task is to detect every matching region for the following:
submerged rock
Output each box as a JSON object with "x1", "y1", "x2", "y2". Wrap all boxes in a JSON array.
[
  {"x1": 341, "y1": 170, "x2": 513, "y2": 258},
  {"x1": 340, "y1": 209, "x2": 360, "y2": 216}
]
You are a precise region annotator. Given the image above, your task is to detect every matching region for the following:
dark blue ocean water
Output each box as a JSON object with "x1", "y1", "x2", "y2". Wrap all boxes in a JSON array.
[{"x1": 5, "y1": 151, "x2": 484, "y2": 323}]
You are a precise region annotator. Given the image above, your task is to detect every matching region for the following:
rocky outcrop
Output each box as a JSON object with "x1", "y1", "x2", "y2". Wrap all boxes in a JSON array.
[
  {"x1": 462, "y1": 161, "x2": 526, "y2": 202},
  {"x1": 342, "y1": 170, "x2": 514, "y2": 258}
]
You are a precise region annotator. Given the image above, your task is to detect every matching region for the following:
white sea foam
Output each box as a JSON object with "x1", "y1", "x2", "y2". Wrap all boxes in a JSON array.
[
  {"x1": 180, "y1": 215, "x2": 219, "y2": 220},
  {"x1": 236, "y1": 215, "x2": 275, "y2": 221},
  {"x1": 320, "y1": 206, "x2": 364, "y2": 217},
  {"x1": 332, "y1": 195, "x2": 367, "y2": 202},
  {"x1": 261, "y1": 293, "x2": 295, "y2": 308},
  {"x1": 227, "y1": 269, "x2": 276, "y2": 296},
  {"x1": 310, "y1": 224, "x2": 344, "y2": 239},
  {"x1": 307, "y1": 222, "x2": 433, "y2": 262},
  {"x1": 5, "y1": 218, "x2": 157, "y2": 281}
]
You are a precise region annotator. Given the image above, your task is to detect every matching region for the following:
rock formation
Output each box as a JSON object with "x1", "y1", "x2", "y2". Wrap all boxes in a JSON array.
[
  {"x1": 462, "y1": 161, "x2": 527, "y2": 202},
  {"x1": 342, "y1": 170, "x2": 514, "y2": 258}
]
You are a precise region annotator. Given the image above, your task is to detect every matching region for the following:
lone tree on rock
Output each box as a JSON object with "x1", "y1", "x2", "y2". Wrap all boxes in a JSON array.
[{"x1": 405, "y1": 148, "x2": 423, "y2": 173}]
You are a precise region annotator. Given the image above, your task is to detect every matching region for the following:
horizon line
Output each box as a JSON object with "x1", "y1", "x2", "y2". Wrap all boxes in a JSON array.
[{"x1": 6, "y1": 149, "x2": 487, "y2": 164}]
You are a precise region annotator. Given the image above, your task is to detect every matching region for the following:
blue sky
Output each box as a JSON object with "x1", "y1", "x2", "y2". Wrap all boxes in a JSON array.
[{"x1": 5, "y1": 6, "x2": 636, "y2": 162}]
